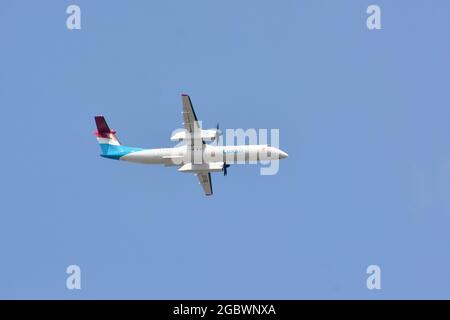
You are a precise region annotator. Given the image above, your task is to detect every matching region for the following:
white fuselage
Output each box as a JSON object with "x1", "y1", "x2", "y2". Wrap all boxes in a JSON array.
[{"x1": 120, "y1": 144, "x2": 288, "y2": 166}]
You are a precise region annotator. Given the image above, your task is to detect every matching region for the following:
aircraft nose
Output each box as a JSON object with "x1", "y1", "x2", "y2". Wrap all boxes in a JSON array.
[{"x1": 279, "y1": 150, "x2": 288, "y2": 159}]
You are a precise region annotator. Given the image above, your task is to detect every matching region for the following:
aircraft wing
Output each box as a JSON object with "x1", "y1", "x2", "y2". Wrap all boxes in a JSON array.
[
  {"x1": 181, "y1": 94, "x2": 204, "y2": 145},
  {"x1": 182, "y1": 94, "x2": 212, "y2": 196},
  {"x1": 196, "y1": 172, "x2": 213, "y2": 196}
]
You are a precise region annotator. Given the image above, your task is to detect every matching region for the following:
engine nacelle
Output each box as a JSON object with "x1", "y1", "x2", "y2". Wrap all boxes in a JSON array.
[
  {"x1": 178, "y1": 162, "x2": 224, "y2": 173},
  {"x1": 170, "y1": 129, "x2": 221, "y2": 142}
]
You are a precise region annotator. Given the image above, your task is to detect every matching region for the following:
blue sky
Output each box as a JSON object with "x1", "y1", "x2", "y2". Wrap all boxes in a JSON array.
[{"x1": 1, "y1": 0, "x2": 450, "y2": 299}]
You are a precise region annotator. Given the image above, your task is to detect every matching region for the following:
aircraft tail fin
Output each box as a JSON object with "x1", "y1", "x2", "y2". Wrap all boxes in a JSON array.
[
  {"x1": 94, "y1": 116, "x2": 121, "y2": 155},
  {"x1": 94, "y1": 116, "x2": 144, "y2": 160}
]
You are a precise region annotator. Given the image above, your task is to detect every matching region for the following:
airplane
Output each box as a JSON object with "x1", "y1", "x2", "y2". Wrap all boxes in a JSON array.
[{"x1": 94, "y1": 94, "x2": 288, "y2": 196}]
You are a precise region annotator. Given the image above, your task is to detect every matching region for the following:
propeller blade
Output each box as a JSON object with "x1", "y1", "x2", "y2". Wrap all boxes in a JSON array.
[
  {"x1": 216, "y1": 122, "x2": 220, "y2": 145},
  {"x1": 223, "y1": 163, "x2": 230, "y2": 176}
]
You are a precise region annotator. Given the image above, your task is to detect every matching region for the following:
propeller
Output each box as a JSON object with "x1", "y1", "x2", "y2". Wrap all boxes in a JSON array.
[
  {"x1": 223, "y1": 163, "x2": 231, "y2": 176},
  {"x1": 216, "y1": 123, "x2": 220, "y2": 145}
]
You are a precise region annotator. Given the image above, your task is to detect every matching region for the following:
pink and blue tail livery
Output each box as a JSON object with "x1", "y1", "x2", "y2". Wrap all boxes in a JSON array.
[{"x1": 94, "y1": 116, "x2": 142, "y2": 159}]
